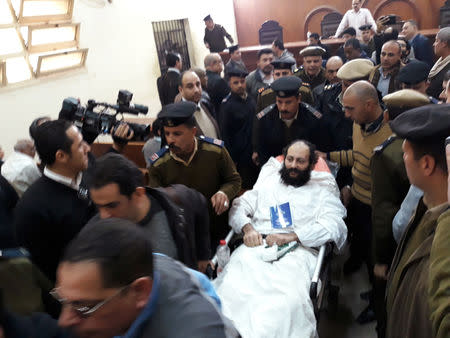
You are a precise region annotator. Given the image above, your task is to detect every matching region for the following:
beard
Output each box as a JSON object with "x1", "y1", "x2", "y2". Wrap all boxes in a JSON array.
[{"x1": 279, "y1": 164, "x2": 312, "y2": 187}]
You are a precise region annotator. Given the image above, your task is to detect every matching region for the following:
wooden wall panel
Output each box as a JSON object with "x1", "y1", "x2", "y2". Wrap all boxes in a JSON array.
[{"x1": 233, "y1": 0, "x2": 445, "y2": 46}]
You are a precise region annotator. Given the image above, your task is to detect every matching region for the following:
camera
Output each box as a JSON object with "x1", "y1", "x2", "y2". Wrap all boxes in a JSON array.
[{"x1": 59, "y1": 90, "x2": 150, "y2": 143}]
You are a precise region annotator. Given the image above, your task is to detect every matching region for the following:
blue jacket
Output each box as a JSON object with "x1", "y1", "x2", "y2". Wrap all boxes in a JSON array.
[{"x1": 411, "y1": 34, "x2": 434, "y2": 68}]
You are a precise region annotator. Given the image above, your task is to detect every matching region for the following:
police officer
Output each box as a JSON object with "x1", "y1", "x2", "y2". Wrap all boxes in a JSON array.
[
  {"x1": 148, "y1": 101, "x2": 241, "y2": 247},
  {"x1": 396, "y1": 60, "x2": 439, "y2": 103},
  {"x1": 294, "y1": 46, "x2": 327, "y2": 90},
  {"x1": 252, "y1": 76, "x2": 327, "y2": 166},
  {"x1": 220, "y1": 67, "x2": 258, "y2": 189},
  {"x1": 371, "y1": 89, "x2": 433, "y2": 337},
  {"x1": 256, "y1": 59, "x2": 314, "y2": 113}
]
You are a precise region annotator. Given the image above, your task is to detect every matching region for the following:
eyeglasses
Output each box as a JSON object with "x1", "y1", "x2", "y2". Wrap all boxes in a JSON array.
[{"x1": 50, "y1": 285, "x2": 130, "y2": 318}]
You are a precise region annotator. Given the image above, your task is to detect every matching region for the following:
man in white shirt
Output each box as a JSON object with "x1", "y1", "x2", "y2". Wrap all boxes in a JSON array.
[
  {"x1": 1, "y1": 139, "x2": 41, "y2": 197},
  {"x1": 335, "y1": 0, "x2": 377, "y2": 39},
  {"x1": 214, "y1": 140, "x2": 347, "y2": 338},
  {"x1": 179, "y1": 70, "x2": 220, "y2": 138}
]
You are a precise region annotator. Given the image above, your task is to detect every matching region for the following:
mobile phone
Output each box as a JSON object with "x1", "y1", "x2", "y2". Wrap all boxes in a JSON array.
[
  {"x1": 385, "y1": 15, "x2": 397, "y2": 25},
  {"x1": 446, "y1": 136, "x2": 450, "y2": 146}
]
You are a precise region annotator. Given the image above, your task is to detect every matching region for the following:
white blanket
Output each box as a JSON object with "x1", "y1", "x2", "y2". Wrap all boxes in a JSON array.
[{"x1": 214, "y1": 157, "x2": 347, "y2": 338}]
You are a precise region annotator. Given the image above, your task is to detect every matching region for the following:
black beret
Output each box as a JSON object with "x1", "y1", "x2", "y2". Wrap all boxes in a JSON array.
[
  {"x1": 228, "y1": 44, "x2": 239, "y2": 54},
  {"x1": 390, "y1": 104, "x2": 450, "y2": 142},
  {"x1": 227, "y1": 66, "x2": 248, "y2": 78},
  {"x1": 397, "y1": 60, "x2": 431, "y2": 85},
  {"x1": 157, "y1": 101, "x2": 197, "y2": 127},
  {"x1": 271, "y1": 76, "x2": 303, "y2": 98},
  {"x1": 271, "y1": 59, "x2": 295, "y2": 69},
  {"x1": 359, "y1": 24, "x2": 372, "y2": 31},
  {"x1": 203, "y1": 14, "x2": 212, "y2": 21}
]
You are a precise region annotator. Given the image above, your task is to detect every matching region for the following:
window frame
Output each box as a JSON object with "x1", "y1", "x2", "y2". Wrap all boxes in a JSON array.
[
  {"x1": 17, "y1": 0, "x2": 74, "y2": 24},
  {"x1": 35, "y1": 47, "x2": 88, "y2": 77},
  {"x1": 27, "y1": 22, "x2": 80, "y2": 53}
]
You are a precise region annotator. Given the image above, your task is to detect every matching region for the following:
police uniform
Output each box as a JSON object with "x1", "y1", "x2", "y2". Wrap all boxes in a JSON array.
[
  {"x1": 371, "y1": 89, "x2": 434, "y2": 336},
  {"x1": 386, "y1": 103, "x2": 450, "y2": 338},
  {"x1": 220, "y1": 67, "x2": 258, "y2": 189},
  {"x1": 252, "y1": 76, "x2": 329, "y2": 166},
  {"x1": 256, "y1": 59, "x2": 314, "y2": 112},
  {"x1": 294, "y1": 46, "x2": 327, "y2": 90},
  {"x1": 148, "y1": 102, "x2": 241, "y2": 247}
]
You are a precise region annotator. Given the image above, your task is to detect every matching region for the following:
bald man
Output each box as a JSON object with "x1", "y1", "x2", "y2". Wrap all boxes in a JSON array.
[
  {"x1": 320, "y1": 81, "x2": 392, "y2": 323},
  {"x1": 313, "y1": 56, "x2": 344, "y2": 103},
  {"x1": 368, "y1": 40, "x2": 403, "y2": 97},
  {"x1": 205, "y1": 53, "x2": 230, "y2": 118}
]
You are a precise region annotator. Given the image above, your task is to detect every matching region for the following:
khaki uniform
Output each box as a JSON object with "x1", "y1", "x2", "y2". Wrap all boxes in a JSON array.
[
  {"x1": 386, "y1": 201, "x2": 449, "y2": 338},
  {"x1": 148, "y1": 136, "x2": 241, "y2": 246},
  {"x1": 293, "y1": 67, "x2": 326, "y2": 90},
  {"x1": 255, "y1": 84, "x2": 314, "y2": 113}
]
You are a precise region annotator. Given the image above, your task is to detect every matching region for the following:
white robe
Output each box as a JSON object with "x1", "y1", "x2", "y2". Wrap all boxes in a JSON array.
[{"x1": 214, "y1": 157, "x2": 347, "y2": 338}]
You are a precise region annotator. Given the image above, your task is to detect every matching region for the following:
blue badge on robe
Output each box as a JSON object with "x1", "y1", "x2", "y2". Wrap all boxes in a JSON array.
[{"x1": 270, "y1": 202, "x2": 293, "y2": 229}]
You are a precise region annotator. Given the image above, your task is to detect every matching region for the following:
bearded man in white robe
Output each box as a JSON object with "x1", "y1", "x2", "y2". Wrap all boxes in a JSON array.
[{"x1": 214, "y1": 140, "x2": 347, "y2": 338}]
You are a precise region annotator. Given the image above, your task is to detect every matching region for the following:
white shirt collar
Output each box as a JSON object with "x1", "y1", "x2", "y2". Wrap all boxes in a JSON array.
[
  {"x1": 44, "y1": 167, "x2": 82, "y2": 190},
  {"x1": 167, "y1": 67, "x2": 180, "y2": 74}
]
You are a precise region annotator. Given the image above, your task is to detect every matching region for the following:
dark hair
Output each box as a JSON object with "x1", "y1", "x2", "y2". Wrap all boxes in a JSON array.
[
  {"x1": 89, "y1": 153, "x2": 144, "y2": 197},
  {"x1": 309, "y1": 33, "x2": 320, "y2": 41},
  {"x1": 282, "y1": 140, "x2": 318, "y2": 167},
  {"x1": 397, "y1": 37, "x2": 411, "y2": 52},
  {"x1": 272, "y1": 39, "x2": 284, "y2": 50},
  {"x1": 341, "y1": 27, "x2": 356, "y2": 37},
  {"x1": 344, "y1": 38, "x2": 361, "y2": 50},
  {"x1": 62, "y1": 218, "x2": 154, "y2": 288},
  {"x1": 257, "y1": 48, "x2": 273, "y2": 59},
  {"x1": 406, "y1": 19, "x2": 419, "y2": 29},
  {"x1": 29, "y1": 116, "x2": 51, "y2": 141},
  {"x1": 34, "y1": 119, "x2": 73, "y2": 166},
  {"x1": 410, "y1": 140, "x2": 448, "y2": 174},
  {"x1": 166, "y1": 52, "x2": 180, "y2": 68}
]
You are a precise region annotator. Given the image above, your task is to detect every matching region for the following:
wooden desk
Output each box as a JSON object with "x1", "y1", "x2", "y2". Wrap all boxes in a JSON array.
[{"x1": 222, "y1": 29, "x2": 439, "y2": 72}]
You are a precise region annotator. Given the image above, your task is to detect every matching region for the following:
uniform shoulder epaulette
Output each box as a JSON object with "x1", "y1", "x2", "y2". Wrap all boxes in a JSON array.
[
  {"x1": 258, "y1": 86, "x2": 267, "y2": 94},
  {"x1": 293, "y1": 66, "x2": 304, "y2": 74},
  {"x1": 260, "y1": 87, "x2": 273, "y2": 96},
  {"x1": 374, "y1": 135, "x2": 397, "y2": 154},
  {"x1": 301, "y1": 82, "x2": 311, "y2": 87},
  {"x1": 302, "y1": 102, "x2": 322, "y2": 119},
  {"x1": 222, "y1": 93, "x2": 231, "y2": 103},
  {"x1": 199, "y1": 135, "x2": 224, "y2": 147},
  {"x1": 256, "y1": 103, "x2": 276, "y2": 120},
  {"x1": 324, "y1": 83, "x2": 339, "y2": 91},
  {"x1": 149, "y1": 145, "x2": 169, "y2": 165}
]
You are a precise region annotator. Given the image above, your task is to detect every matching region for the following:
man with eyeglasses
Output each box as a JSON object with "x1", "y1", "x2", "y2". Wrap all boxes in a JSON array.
[{"x1": 54, "y1": 218, "x2": 239, "y2": 337}]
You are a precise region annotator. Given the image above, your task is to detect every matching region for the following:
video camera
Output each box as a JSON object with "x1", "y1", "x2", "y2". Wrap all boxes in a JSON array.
[{"x1": 59, "y1": 90, "x2": 150, "y2": 142}]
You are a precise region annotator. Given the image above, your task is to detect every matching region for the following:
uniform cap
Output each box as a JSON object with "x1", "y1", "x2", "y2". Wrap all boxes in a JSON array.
[
  {"x1": 271, "y1": 58, "x2": 295, "y2": 69},
  {"x1": 227, "y1": 66, "x2": 248, "y2": 78},
  {"x1": 203, "y1": 14, "x2": 212, "y2": 21},
  {"x1": 359, "y1": 24, "x2": 372, "y2": 31},
  {"x1": 157, "y1": 101, "x2": 197, "y2": 127},
  {"x1": 337, "y1": 59, "x2": 374, "y2": 81},
  {"x1": 299, "y1": 46, "x2": 326, "y2": 57},
  {"x1": 397, "y1": 60, "x2": 431, "y2": 85},
  {"x1": 390, "y1": 104, "x2": 450, "y2": 142},
  {"x1": 271, "y1": 76, "x2": 303, "y2": 98},
  {"x1": 228, "y1": 44, "x2": 239, "y2": 54}
]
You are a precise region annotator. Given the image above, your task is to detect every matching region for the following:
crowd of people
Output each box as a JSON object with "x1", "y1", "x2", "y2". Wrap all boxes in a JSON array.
[{"x1": 0, "y1": 2, "x2": 450, "y2": 337}]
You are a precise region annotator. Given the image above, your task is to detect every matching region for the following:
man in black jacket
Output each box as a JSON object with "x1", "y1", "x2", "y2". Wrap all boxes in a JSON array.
[
  {"x1": 157, "y1": 52, "x2": 182, "y2": 106},
  {"x1": 14, "y1": 120, "x2": 96, "y2": 282},
  {"x1": 88, "y1": 153, "x2": 212, "y2": 272},
  {"x1": 205, "y1": 53, "x2": 230, "y2": 118}
]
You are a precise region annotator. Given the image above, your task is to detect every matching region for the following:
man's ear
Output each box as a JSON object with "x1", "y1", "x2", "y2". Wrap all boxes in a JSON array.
[
  {"x1": 191, "y1": 126, "x2": 197, "y2": 137},
  {"x1": 383, "y1": 109, "x2": 389, "y2": 122},
  {"x1": 134, "y1": 187, "x2": 146, "y2": 197},
  {"x1": 421, "y1": 155, "x2": 437, "y2": 176},
  {"x1": 55, "y1": 149, "x2": 68, "y2": 164},
  {"x1": 131, "y1": 277, "x2": 153, "y2": 310}
]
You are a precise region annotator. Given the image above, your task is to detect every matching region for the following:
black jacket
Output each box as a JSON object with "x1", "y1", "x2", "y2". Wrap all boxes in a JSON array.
[
  {"x1": 157, "y1": 70, "x2": 181, "y2": 106},
  {"x1": 150, "y1": 186, "x2": 211, "y2": 268},
  {"x1": 206, "y1": 70, "x2": 230, "y2": 120}
]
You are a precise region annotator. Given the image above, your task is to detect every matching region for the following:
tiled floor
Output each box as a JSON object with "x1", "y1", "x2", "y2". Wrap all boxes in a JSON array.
[{"x1": 318, "y1": 254, "x2": 377, "y2": 338}]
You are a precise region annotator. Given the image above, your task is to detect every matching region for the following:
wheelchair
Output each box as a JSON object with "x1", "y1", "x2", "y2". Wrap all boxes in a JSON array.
[{"x1": 206, "y1": 229, "x2": 339, "y2": 322}]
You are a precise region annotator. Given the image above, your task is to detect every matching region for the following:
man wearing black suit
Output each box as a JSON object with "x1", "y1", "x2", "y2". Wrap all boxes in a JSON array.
[
  {"x1": 157, "y1": 52, "x2": 182, "y2": 106},
  {"x1": 205, "y1": 53, "x2": 230, "y2": 120}
]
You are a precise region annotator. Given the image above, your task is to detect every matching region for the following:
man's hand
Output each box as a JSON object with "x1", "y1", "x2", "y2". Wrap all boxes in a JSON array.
[
  {"x1": 211, "y1": 191, "x2": 229, "y2": 215},
  {"x1": 205, "y1": 43, "x2": 210, "y2": 49},
  {"x1": 112, "y1": 123, "x2": 134, "y2": 141},
  {"x1": 376, "y1": 16, "x2": 390, "y2": 33},
  {"x1": 198, "y1": 260, "x2": 213, "y2": 273},
  {"x1": 374, "y1": 264, "x2": 389, "y2": 280},
  {"x1": 252, "y1": 152, "x2": 260, "y2": 166},
  {"x1": 340, "y1": 186, "x2": 352, "y2": 207},
  {"x1": 266, "y1": 233, "x2": 292, "y2": 247},
  {"x1": 315, "y1": 150, "x2": 327, "y2": 159},
  {"x1": 242, "y1": 223, "x2": 263, "y2": 247}
]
